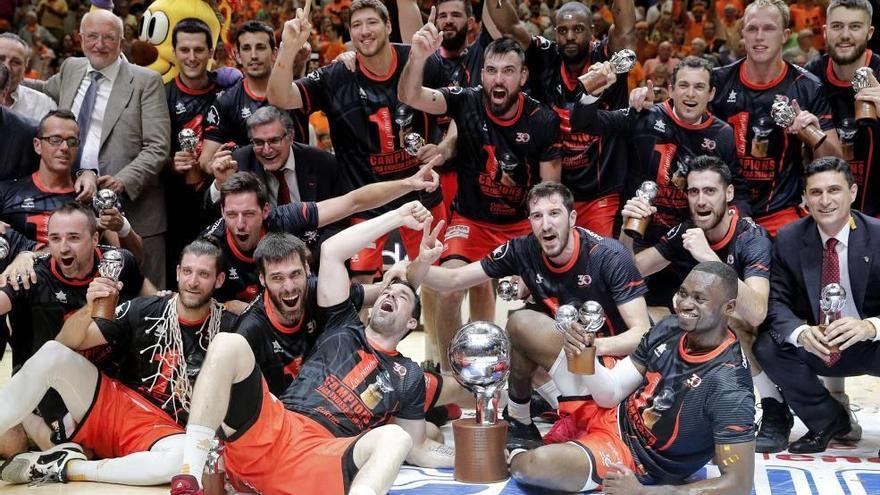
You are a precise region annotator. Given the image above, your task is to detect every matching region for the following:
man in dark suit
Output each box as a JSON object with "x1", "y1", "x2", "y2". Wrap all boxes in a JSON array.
[
  {"x1": 755, "y1": 157, "x2": 880, "y2": 454},
  {"x1": 0, "y1": 65, "x2": 38, "y2": 180}
]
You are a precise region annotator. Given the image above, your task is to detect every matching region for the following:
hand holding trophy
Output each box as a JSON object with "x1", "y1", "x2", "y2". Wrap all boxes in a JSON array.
[
  {"x1": 623, "y1": 181, "x2": 659, "y2": 238},
  {"x1": 556, "y1": 302, "x2": 606, "y2": 374},
  {"x1": 579, "y1": 49, "x2": 637, "y2": 94},
  {"x1": 852, "y1": 67, "x2": 878, "y2": 125},
  {"x1": 91, "y1": 250, "x2": 124, "y2": 319},
  {"x1": 771, "y1": 99, "x2": 827, "y2": 149},
  {"x1": 819, "y1": 283, "x2": 846, "y2": 366}
]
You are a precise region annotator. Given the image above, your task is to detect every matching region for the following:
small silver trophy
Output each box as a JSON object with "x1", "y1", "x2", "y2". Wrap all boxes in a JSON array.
[
  {"x1": 623, "y1": 181, "x2": 659, "y2": 238},
  {"x1": 770, "y1": 99, "x2": 827, "y2": 148},
  {"x1": 403, "y1": 132, "x2": 424, "y2": 156},
  {"x1": 178, "y1": 128, "x2": 199, "y2": 153},
  {"x1": 92, "y1": 189, "x2": 118, "y2": 213},
  {"x1": 568, "y1": 301, "x2": 605, "y2": 374},
  {"x1": 203, "y1": 438, "x2": 229, "y2": 495},
  {"x1": 0, "y1": 237, "x2": 9, "y2": 260},
  {"x1": 92, "y1": 250, "x2": 124, "y2": 319},
  {"x1": 498, "y1": 278, "x2": 519, "y2": 301},
  {"x1": 819, "y1": 283, "x2": 847, "y2": 365},
  {"x1": 581, "y1": 49, "x2": 637, "y2": 93},
  {"x1": 853, "y1": 67, "x2": 878, "y2": 124},
  {"x1": 554, "y1": 304, "x2": 579, "y2": 333}
]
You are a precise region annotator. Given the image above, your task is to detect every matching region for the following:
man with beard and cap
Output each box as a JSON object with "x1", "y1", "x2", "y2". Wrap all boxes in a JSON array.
[
  {"x1": 399, "y1": 32, "x2": 562, "y2": 376},
  {"x1": 487, "y1": 0, "x2": 635, "y2": 237},
  {"x1": 0, "y1": 238, "x2": 237, "y2": 487}
]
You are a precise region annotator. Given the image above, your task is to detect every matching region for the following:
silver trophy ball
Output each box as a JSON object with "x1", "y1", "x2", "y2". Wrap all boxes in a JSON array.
[
  {"x1": 448, "y1": 321, "x2": 510, "y2": 425},
  {"x1": 578, "y1": 300, "x2": 606, "y2": 333},
  {"x1": 178, "y1": 128, "x2": 199, "y2": 153},
  {"x1": 609, "y1": 49, "x2": 637, "y2": 74},
  {"x1": 853, "y1": 67, "x2": 875, "y2": 92},
  {"x1": 555, "y1": 304, "x2": 579, "y2": 333},
  {"x1": 0, "y1": 237, "x2": 8, "y2": 260},
  {"x1": 92, "y1": 189, "x2": 118, "y2": 212},
  {"x1": 498, "y1": 278, "x2": 519, "y2": 301},
  {"x1": 98, "y1": 250, "x2": 125, "y2": 281},
  {"x1": 403, "y1": 132, "x2": 425, "y2": 156},
  {"x1": 636, "y1": 180, "x2": 659, "y2": 204},
  {"x1": 771, "y1": 100, "x2": 797, "y2": 128},
  {"x1": 820, "y1": 283, "x2": 847, "y2": 325}
]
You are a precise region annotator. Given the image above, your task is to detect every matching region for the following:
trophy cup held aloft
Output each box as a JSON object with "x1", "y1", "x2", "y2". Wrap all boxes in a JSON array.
[
  {"x1": 623, "y1": 181, "x2": 659, "y2": 238},
  {"x1": 448, "y1": 321, "x2": 510, "y2": 484},
  {"x1": 92, "y1": 189, "x2": 118, "y2": 214},
  {"x1": 819, "y1": 283, "x2": 846, "y2": 367},
  {"x1": 771, "y1": 100, "x2": 827, "y2": 149},
  {"x1": 91, "y1": 250, "x2": 124, "y2": 320},
  {"x1": 853, "y1": 67, "x2": 878, "y2": 125},
  {"x1": 403, "y1": 132, "x2": 425, "y2": 156},
  {"x1": 579, "y1": 49, "x2": 637, "y2": 94}
]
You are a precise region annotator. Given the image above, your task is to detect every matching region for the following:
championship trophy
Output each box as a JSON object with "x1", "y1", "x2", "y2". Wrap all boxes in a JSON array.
[
  {"x1": 566, "y1": 301, "x2": 605, "y2": 375},
  {"x1": 671, "y1": 160, "x2": 688, "y2": 190},
  {"x1": 92, "y1": 189, "x2": 118, "y2": 214},
  {"x1": 579, "y1": 49, "x2": 637, "y2": 94},
  {"x1": 771, "y1": 99, "x2": 827, "y2": 149},
  {"x1": 403, "y1": 132, "x2": 425, "y2": 156},
  {"x1": 838, "y1": 118, "x2": 858, "y2": 161},
  {"x1": 0, "y1": 237, "x2": 8, "y2": 260},
  {"x1": 623, "y1": 181, "x2": 659, "y2": 238},
  {"x1": 91, "y1": 250, "x2": 124, "y2": 319},
  {"x1": 448, "y1": 321, "x2": 510, "y2": 483},
  {"x1": 751, "y1": 116, "x2": 774, "y2": 158},
  {"x1": 498, "y1": 278, "x2": 519, "y2": 301},
  {"x1": 178, "y1": 128, "x2": 199, "y2": 153},
  {"x1": 819, "y1": 283, "x2": 846, "y2": 366},
  {"x1": 852, "y1": 67, "x2": 878, "y2": 125},
  {"x1": 202, "y1": 438, "x2": 228, "y2": 495}
]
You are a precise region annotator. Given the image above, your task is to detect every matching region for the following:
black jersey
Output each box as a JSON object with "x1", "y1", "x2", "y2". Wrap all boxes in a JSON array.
[
  {"x1": 235, "y1": 278, "x2": 365, "y2": 396},
  {"x1": 710, "y1": 60, "x2": 834, "y2": 216},
  {"x1": 295, "y1": 45, "x2": 443, "y2": 217},
  {"x1": 0, "y1": 172, "x2": 77, "y2": 245},
  {"x1": 94, "y1": 295, "x2": 237, "y2": 424},
  {"x1": 620, "y1": 316, "x2": 755, "y2": 484},
  {"x1": 204, "y1": 79, "x2": 309, "y2": 146},
  {"x1": 280, "y1": 299, "x2": 425, "y2": 437},
  {"x1": 805, "y1": 51, "x2": 880, "y2": 217},
  {"x1": 165, "y1": 75, "x2": 222, "y2": 155},
  {"x1": 525, "y1": 36, "x2": 628, "y2": 200},
  {"x1": 656, "y1": 211, "x2": 771, "y2": 282},
  {"x1": 205, "y1": 202, "x2": 320, "y2": 303},
  {"x1": 1, "y1": 247, "x2": 142, "y2": 368},
  {"x1": 481, "y1": 227, "x2": 647, "y2": 336},
  {"x1": 439, "y1": 86, "x2": 561, "y2": 223},
  {"x1": 571, "y1": 100, "x2": 741, "y2": 242}
]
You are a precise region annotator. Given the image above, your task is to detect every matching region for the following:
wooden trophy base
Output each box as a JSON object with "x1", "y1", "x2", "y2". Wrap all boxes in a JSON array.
[
  {"x1": 579, "y1": 72, "x2": 608, "y2": 94},
  {"x1": 202, "y1": 472, "x2": 226, "y2": 495},
  {"x1": 567, "y1": 346, "x2": 596, "y2": 374},
  {"x1": 798, "y1": 125, "x2": 827, "y2": 149},
  {"x1": 453, "y1": 418, "x2": 509, "y2": 484},
  {"x1": 90, "y1": 294, "x2": 119, "y2": 320},
  {"x1": 818, "y1": 324, "x2": 842, "y2": 366},
  {"x1": 855, "y1": 100, "x2": 878, "y2": 125},
  {"x1": 623, "y1": 215, "x2": 650, "y2": 239}
]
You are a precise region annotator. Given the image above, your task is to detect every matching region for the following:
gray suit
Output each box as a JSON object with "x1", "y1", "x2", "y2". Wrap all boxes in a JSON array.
[{"x1": 29, "y1": 57, "x2": 171, "y2": 286}]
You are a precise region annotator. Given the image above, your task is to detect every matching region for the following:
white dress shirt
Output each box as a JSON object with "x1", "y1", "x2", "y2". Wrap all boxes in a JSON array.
[
  {"x1": 70, "y1": 58, "x2": 122, "y2": 172},
  {"x1": 10, "y1": 84, "x2": 57, "y2": 121}
]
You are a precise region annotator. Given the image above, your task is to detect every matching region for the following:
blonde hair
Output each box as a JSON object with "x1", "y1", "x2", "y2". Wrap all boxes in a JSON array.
[{"x1": 744, "y1": 0, "x2": 791, "y2": 30}]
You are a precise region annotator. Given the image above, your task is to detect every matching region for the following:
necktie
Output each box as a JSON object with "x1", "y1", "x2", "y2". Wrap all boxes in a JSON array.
[
  {"x1": 820, "y1": 237, "x2": 841, "y2": 366},
  {"x1": 75, "y1": 71, "x2": 103, "y2": 169},
  {"x1": 272, "y1": 170, "x2": 292, "y2": 205}
]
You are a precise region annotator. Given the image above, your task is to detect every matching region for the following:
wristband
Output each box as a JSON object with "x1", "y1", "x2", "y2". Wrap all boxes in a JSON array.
[{"x1": 118, "y1": 217, "x2": 132, "y2": 238}]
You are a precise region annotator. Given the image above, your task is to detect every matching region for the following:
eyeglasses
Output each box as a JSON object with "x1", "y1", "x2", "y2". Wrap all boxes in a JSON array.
[
  {"x1": 82, "y1": 32, "x2": 120, "y2": 44},
  {"x1": 555, "y1": 25, "x2": 589, "y2": 36},
  {"x1": 39, "y1": 136, "x2": 80, "y2": 147},
  {"x1": 251, "y1": 135, "x2": 286, "y2": 148}
]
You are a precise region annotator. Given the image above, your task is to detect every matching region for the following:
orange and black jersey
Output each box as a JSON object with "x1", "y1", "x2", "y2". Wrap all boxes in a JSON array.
[
  {"x1": 710, "y1": 59, "x2": 834, "y2": 216},
  {"x1": 621, "y1": 316, "x2": 755, "y2": 484},
  {"x1": 1, "y1": 247, "x2": 142, "y2": 368},
  {"x1": 203, "y1": 202, "x2": 320, "y2": 303},
  {"x1": 295, "y1": 44, "x2": 443, "y2": 217},
  {"x1": 480, "y1": 227, "x2": 647, "y2": 336},
  {"x1": 0, "y1": 172, "x2": 78, "y2": 245},
  {"x1": 165, "y1": 75, "x2": 222, "y2": 155},
  {"x1": 571, "y1": 100, "x2": 743, "y2": 244},
  {"x1": 656, "y1": 211, "x2": 771, "y2": 282},
  {"x1": 235, "y1": 277, "x2": 365, "y2": 396},
  {"x1": 94, "y1": 295, "x2": 237, "y2": 424},
  {"x1": 805, "y1": 51, "x2": 880, "y2": 217},
  {"x1": 280, "y1": 298, "x2": 425, "y2": 437},
  {"x1": 439, "y1": 86, "x2": 561, "y2": 223},
  {"x1": 525, "y1": 36, "x2": 629, "y2": 200}
]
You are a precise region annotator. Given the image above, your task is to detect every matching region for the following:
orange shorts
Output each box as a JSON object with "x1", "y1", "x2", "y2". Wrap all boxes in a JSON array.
[
  {"x1": 222, "y1": 379, "x2": 358, "y2": 495},
  {"x1": 442, "y1": 213, "x2": 531, "y2": 263},
  {"x1": 440, "y1": 170, "x2": 458, "y2": 217},
  {"x1": 574, "y1": 194, "x2": 620, "y2": 237},
  {"x1": 70, "y1": 374, "x2": 183, "y2": 459},
  {"x1": 566, "y1": 403, "x2": 636, "y2": 484},
  {"x1": 349, "y1": 202, "x2": 448, "y2": 276},
  {"x1": 755, "y1": 206, "x2": 804, "y2": 237}
]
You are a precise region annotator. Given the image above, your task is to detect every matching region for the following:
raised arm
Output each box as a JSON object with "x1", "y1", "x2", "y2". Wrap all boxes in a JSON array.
[
  {"x1": 267, "y1": 8, "x2": 312, "y2": 110},
  {"x1": 608, "y1": 0, "x2": 637, "y2": 53},
  {"x1": 396, "y1": 0, "x2": 425, "y2": 43},
  {"x1": 405, "y1": 227, "x2": 492, "y2": 291},
  {"x1": 398, "y1": 8, "x2": 449, "y2": 116},
  {"x1": 486, "y1": 0, "x2": 531, "y2": 49}
]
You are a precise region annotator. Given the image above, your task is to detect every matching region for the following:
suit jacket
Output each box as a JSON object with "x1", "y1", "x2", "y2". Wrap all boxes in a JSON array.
[
  {"x1": 767, "y1": 210, "x2": 880, "y2": 344},
  {"x1": 233, "y1": 142, "x2": 341, "y2": 203},
  {"x1": 29, "y1": 57, "x2": 171, "y2": 237},
  {"x1": 0, "y1": 106, "x2": 39, "y2": 181}
]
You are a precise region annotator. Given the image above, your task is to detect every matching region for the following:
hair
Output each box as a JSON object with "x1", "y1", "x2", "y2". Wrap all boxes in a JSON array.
[
  {"x1": 527, "y1": 181, "x2": 574, "y2": 213},
  {"x1": 0, "y1": 64, "x2": 8, "y2": 92},
  {"x1": 254, "y1": 232, "x2": 310, "y2": 275},
  {"x1": 686, "y1": 155, "x2": 733, "y2": 187},
  {"x1": 80, "y1": 9, "x2": 124, "y2": 38},
  {"x1": 556, "y1": 1, "x2": 591, "y2": 20},
  {"x1": 38, "y1": 109, "x2": 78, "y2": 136},
  {"x1": 220, "y1": 171, "x2": 270, "y2": 208},
  {"x1": 350, "y1": 0, "x2": 390, "y2": 23},
  {"x1": 0, "y1": 32, "x2": 30, "y2": 60},
  {"x1": 827, "y1": 0, "x2": 873, "y2": 19},
  {"x1": 180, "y1": 236, "x2": 226, "y2": 274},
  {"x1": 484, "y1": 36, "x2": 526, "y2": 65},
  {"x1": 671, "y1": 56, "x2": 714, "y2": 84},
  {"x1": 246, "y1": 106, "x2": 295, "y2": 138},
  {"x1": 172, "y1": 18, "x2": 214, "y2": 50},
  {"x1": 50, "y1": 201, "x2": 98, "y2": 234},
  {"x1": 389, "y1": 278, "x2": 421, "y2": 321},
  {"x1": 744, "y1": 0, "x2": 791, "y2": 30},
  {"x1": 804, "y1": 156, "x2": 855, "y2": 187},
  {"x1": 236, "y1": 20, "x2": 276, "y2": 50},
  {"x1": 437, "y1": 0, "x2": 473, "y2": 18},
  {"x1": 691, "y1": 261, "x2": 738, "y2": 301}
]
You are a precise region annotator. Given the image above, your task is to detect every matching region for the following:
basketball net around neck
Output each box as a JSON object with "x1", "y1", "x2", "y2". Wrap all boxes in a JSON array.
[{"x1": 140, "y1": 294, "x2": 225, "y2": 423}]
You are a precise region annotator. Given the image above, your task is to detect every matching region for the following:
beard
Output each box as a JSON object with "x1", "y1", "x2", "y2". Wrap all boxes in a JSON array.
[
  {"x1": 441, "y1": 24, "x2": 468, "y2": 51},
  {"x1": 484, "y1": 87, "x2": 519, "y2": 116},
  {"x1": 829, "y1": 36, "x2": 869, "y2": 65},
  {"x1": 179, "y1": 289, "x2": 213, "y2": 310},
  {"x1": 267, "y1": 289, "x2": 304, "y2": 325},
  {"x1": 558, "y1": 42, "x2": 590, "y2": 64}
]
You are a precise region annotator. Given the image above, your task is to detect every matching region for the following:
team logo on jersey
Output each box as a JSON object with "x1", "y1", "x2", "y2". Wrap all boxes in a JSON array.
[
  {"x1": 445, "y1": 224, "x2": 470, "y2": 240},
  {"x1": 654, "y1": 343, "x2": 668, "y2": 357},
  {"x1": 307, "y1": 70, "x2": 320, "y2": 81},
  {"x1": 491, "y1": 242, "x2": 509, "y2": 260},
  {"x1": 175, "y1": 102, "x2": 187, "y2": 115},
  {"x1": 536, "y1": 36, "x2": 553, "y2": 50},
  {"x1": 359, "y1": 88, "x2": 367, "y2": 100},
  {"x1": 701, "y1": 138, "x2": 717, "y2": 151},
  {"x1": 228, "y1": 267, "x2": 239, "y2": 280},
  {"x1": 653, "y1": 119, "x2": 666, "y2": 132},
  {"x1": 449, "y1": 86, "x2": 463, "y2": 95},
  {"x1": 240, "y1": 107, "x2": 253, "y2": 119},
  {"x1": 206, "y1": 106, "x2": 220, "y2": 125},
  {"x1": 727, "y1": 254, "x2": 734, "y2": 265},
  {"x1": 272, "y1": 340, "x2": 283, "y2": 354},
  {"x1": 726, "y1": 89, "x2": 737, "y2": 103},
  {"x1": 515, "y1": 132, "x2": 531, "y2": 143},
  {"x1": 393, "y1": 362, "x2": 407, "y2": 378},
  {"x1": 686, "y1": 373, "x2": 702, "y2": 388},
  {"x1": 535, "y1": 273, "x2": 544, "y2": 284},
  {"x1": 773, "y1": 94, "x2": 790, "y2": 104},
  {"x1": 21, "y1": 197, "x2": 34, "y2": 209},
  {"x1": 115, "y1": 300, "x2": 131, "y2": 318},
  {"x1": 577, "y1": 274, "x2": 592, "y2": 287},
  {"x1": 54, "y1": 290, "x2": 67, "y2": 303}
]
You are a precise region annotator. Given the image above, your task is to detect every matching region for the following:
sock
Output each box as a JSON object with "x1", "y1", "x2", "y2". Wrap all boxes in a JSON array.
[
  {"x1": 754, "y1": 372, "x2": 783, "y2": 402},
  {"x1": 535, "y1": 381, "x2": 560, "y2": 409},
  {"x1": 508, "y1": 395, "x2": 532, "y2": 424},
  {"x1": 180, "y1": 424, "x2": 216, "y2": 485}
]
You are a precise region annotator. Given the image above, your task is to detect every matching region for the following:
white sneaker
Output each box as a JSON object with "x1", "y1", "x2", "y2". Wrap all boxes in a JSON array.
[{"x1": 0, "y1": 442, "x2": 86, "y2": 484}]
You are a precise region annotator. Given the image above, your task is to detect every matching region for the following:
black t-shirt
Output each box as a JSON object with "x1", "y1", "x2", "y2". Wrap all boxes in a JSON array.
[
  {"x1": 621, "y1": 316, "x2": 755, "y2": 484},
  {"x1": 165, "y1": 75, "x2": 222, "y2": 155},
  {"x1": 295, "y1": 44, "x2": 443, "y2": 217},
  {"x1": 235, "y1": 277, "x2": 365, "y2": 396},
  {"x1": 710, "y1": 59, "x2": 834, "y2": 216},
  {"x1": 280, "y1": 298, "x2": 425, "y2": 437},
  {"x1": 94, "y1": 295, "x2": 237, "y2": 424},
  {"x1": 525, "y1": 36, "x2": 629, "y2": 200},
  {"x1": 481, "y1": 227, "x2": 647, "y2": 336},
  {"x1": 804, "y1": 51, "x2": 880, "y2": 217},
  {"x1": 439, "y1": 86, "x2": 561, "y2": 223},
  {"x1": 204, "y1": 202, "x2": 320, "y2": 302},
  {"x1": 0, "y1": 106, "x2": 39, "y2": 181},
  {"x1": 204, "y1": 79, "x2": 309, "y2": 146},
  {"x1": 0, "y1": 172, "x2": 78, "y2": 245}
]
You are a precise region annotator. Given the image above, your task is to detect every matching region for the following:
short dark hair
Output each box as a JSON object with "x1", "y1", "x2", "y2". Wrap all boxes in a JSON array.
[
  {"x1": 254, "y1": 232, "x2": 310, "y2": 275},
  {"x1": 685, "y1": 155, "x2": 732, "y2": 187},
  {"x1": 393, "y1": 279, "x2": 421, "y2": 321},
  {"x1": 50, "y1": 201, "x2": 98, "y2": 234},
  {"x1": 38, "y1": 109, "x2": 78, "y2": 136},
  {"x1": 556, "y1": 1, "x2": 590, "y2": 20},
  {"x1": 180, "y1": 236, "x2": 225, "y2": 274},
  {"x1": 246, "y1": 106, "x2": 295, "y2": 138},
  {"x1": 827, "y1": 0, "x2": 873, "y2": 18},
  {"x1": 221, "y1": 172, "x2": 270, "y2": 209},
  {"x1": 437, "y1": 0, "x2": 473, "y2": 18},
  {"x1": 671, "y1": 56, "x2": 714, "y2": 85},
  {"x1": 804, "y1": 156, "x2": 854, "y2": 187},
  {"x1": 236, "y1": 20, "x2": 276, "y2": 50},
  {"x1": 172, "y1": 18, "x2": 214, "y2": 50},
  {"x1": 350, "y1": 0, "x2": 390, "y2": 23},
  {"x1": 527, "y1": 181, "x2": 574, "y2": 214},
  {"x1": 484, "y1": 36, "x2": 526, "y2": 65},
  {"x1": 691, "y1": 261, "x2": 738, "y2": 301}
]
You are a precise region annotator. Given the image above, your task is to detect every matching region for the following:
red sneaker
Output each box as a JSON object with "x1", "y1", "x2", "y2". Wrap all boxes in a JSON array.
[
  {"x1": 170, "y1": 474, "x2": 203, "y2": 495},
  {"x1": 445, "y1": 404, "x2": 462, "y2": 421}
]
